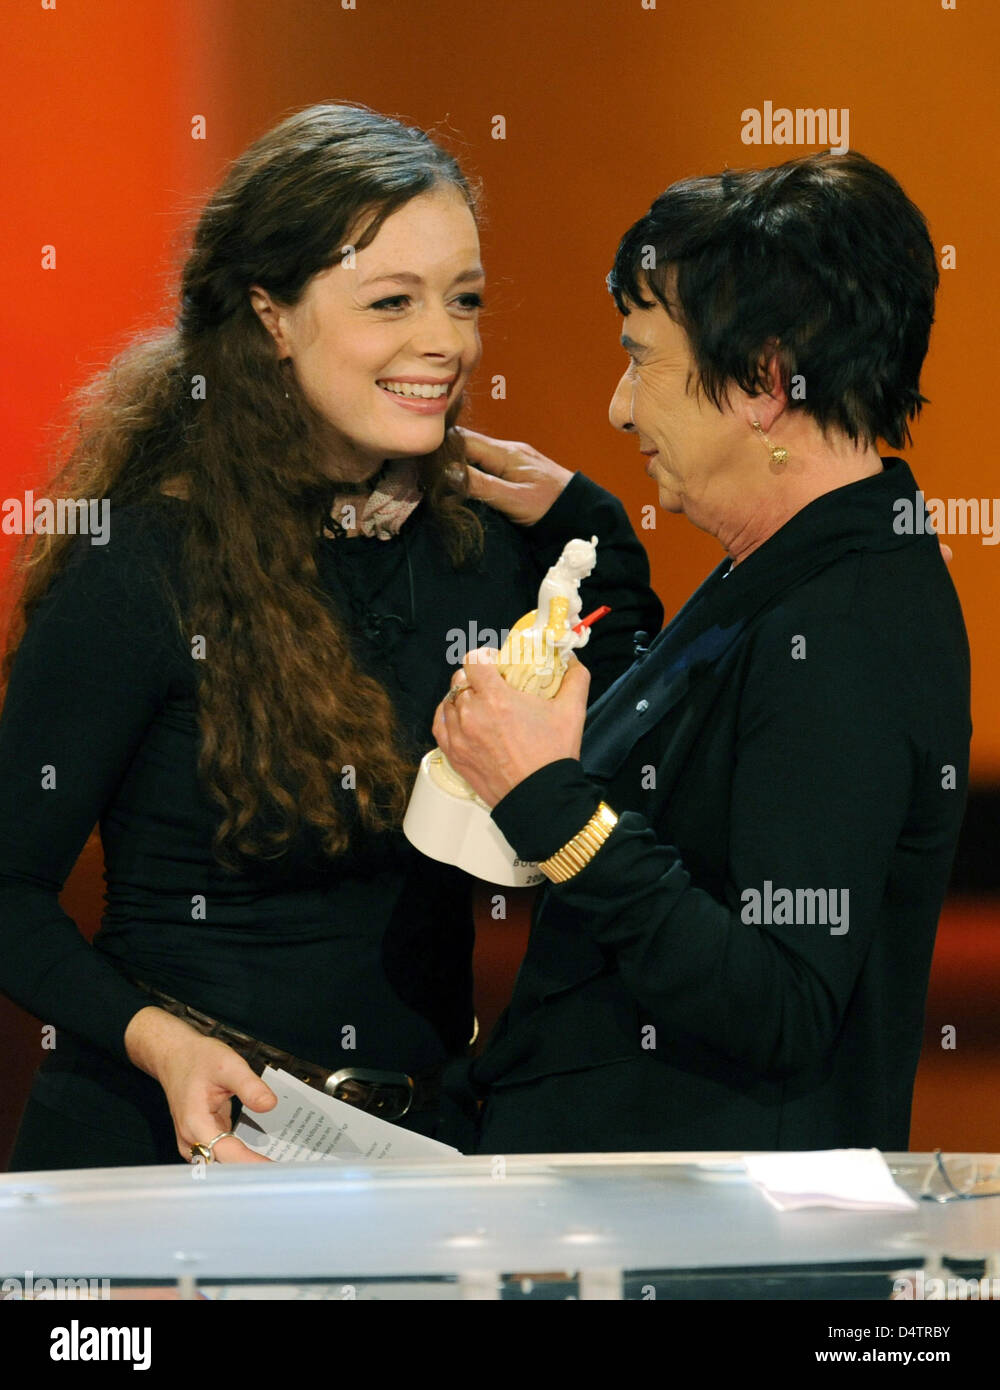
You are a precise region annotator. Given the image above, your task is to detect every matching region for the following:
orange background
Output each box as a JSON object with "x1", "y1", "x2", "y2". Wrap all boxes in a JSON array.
[
  {"x1": 2, "y1": 0, "x2": 997, "y2": 1163},
  {"x1": 4, "y1": 0, "x2": 998, "y2": 774}
]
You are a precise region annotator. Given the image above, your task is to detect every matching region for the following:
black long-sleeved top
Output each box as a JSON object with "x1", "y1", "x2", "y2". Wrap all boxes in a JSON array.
[
  {"x1": 474, "y1": 457, "x2": 972, "y2": 1152},
  {"x1": 0, "y1": 473, "x2": 662, "y2": 1085}
]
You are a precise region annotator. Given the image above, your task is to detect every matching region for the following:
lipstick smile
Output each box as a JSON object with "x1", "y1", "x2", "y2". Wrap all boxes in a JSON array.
[{"x1": 376, "y1": 376, "x2": 456, "y2": 416}]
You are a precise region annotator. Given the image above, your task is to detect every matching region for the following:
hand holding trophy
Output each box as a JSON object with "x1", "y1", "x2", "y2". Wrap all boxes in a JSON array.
[{"x1": 403, "y1": 537, "x2": 606, "y2": 884}]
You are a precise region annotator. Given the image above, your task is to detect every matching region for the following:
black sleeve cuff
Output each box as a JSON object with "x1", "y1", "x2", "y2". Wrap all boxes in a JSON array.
[
  {"x1": 522, "y1": 471, "x2": 607, "y2": 548},
  {"x1": 490, "y1": 758, "x2": 603, "y2": 863}
]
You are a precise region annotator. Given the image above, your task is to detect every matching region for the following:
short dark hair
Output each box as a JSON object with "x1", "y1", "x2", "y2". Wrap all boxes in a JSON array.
[{"x1": 607, "y1": 150, "x2": 939, "y2": 449}]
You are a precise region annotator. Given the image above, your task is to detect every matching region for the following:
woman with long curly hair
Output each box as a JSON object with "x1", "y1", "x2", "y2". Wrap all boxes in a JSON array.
[{"x1": 0, "y1": 102, "x2": 661, "y2": 1168}]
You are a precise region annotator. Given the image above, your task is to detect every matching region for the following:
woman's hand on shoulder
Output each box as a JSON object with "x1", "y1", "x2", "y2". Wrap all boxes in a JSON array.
[
  {"x1": 456, "y1": 426, "x2": 574, "y2": 526},
  {"x1": 124, "y1": 1006, "x2": 277, "y2": 1164}
]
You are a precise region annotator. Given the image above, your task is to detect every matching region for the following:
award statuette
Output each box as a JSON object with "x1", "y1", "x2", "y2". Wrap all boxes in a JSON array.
[{"x1": 403, "y1": 537, "x2": 607, "y2": 886}]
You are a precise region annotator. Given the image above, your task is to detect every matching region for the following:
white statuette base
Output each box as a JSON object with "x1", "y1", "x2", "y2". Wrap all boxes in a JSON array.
[{"x1": 403, "y1": 750, "x2": 544, "y2": 887}]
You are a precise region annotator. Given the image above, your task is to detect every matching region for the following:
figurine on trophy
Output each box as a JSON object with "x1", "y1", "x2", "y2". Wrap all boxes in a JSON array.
[
  {"x1": 497, "y1": 535, "x2": 598, "y2": 697},
  {"x1": 403, "y1": 536, "x2": 605, "y2": 886}
]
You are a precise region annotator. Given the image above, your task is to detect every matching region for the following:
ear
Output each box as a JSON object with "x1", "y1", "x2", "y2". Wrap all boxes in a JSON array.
[
  {"x1": 738, "y1": 339, "x2": 789, "y2": 432},
  {"x1": 249, "y1": 286, "x2": 292, "y2": 358}
]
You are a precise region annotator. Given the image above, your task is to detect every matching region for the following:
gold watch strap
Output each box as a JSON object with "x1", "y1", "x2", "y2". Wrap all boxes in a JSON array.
[{"x1": 537, "y1": 801, "x2": 619, "y2": 883}]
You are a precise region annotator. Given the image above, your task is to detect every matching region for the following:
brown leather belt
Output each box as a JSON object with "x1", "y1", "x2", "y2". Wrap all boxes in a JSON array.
[{"x1": 131, "y1": 979, "x2": 441, "y2": 1122}]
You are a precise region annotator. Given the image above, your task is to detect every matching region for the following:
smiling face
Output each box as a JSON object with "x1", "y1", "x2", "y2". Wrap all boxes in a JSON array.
[
  {"x1": 251, "y1": 184, "x2": 484, "y2": 481},
  {"x1": 608, "y1": 291, "x2": 752, "y2": 528}
]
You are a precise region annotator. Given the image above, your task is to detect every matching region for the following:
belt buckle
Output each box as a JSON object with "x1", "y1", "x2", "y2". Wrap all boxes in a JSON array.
[{"x1": 324, "y1": 1067, "x2": 414, "y2": 1121}]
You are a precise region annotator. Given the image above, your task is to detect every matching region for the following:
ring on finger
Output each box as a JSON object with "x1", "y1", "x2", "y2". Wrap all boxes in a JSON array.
[
  {"x1": 444, "y1": 681, "x2": 472, "y2": 705},
  {"x1": 189, "y1": 1130, "x2": 235, "y2": 1164}
]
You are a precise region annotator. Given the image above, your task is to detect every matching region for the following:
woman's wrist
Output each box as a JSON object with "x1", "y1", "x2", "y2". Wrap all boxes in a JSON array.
[
  {"x1": 124, "y1": 1005, "x2": 200, "y2": 1079},
  {"x1": 491, "y1": 758, "x2": 604, "y2": 863},
  {"x1": 538, "y1": 801, "x2": 620, "y2": 883},
  {"x1": 521, "y1": 469, "x2": 587, "y2": 540}
]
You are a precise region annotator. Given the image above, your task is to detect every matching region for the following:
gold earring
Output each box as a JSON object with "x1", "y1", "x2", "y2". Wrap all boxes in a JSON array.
[{"x1": 751, "y1": 420, "x2": 788, "y2": 466}]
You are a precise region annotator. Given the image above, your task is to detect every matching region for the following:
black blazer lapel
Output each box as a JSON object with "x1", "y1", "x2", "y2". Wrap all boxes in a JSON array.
[{"x1": 583, "y1": 577, "x2": 746, "y2": 782}]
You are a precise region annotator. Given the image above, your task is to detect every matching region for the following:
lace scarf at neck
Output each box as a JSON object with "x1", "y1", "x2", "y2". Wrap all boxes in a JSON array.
[{"x1": 323, "y1": 460, "x2": 423, "y2": 541}]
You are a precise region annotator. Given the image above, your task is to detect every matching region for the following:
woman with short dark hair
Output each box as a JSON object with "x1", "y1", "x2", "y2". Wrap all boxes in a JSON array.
[
  {"x1": 609, "y1": 150, "x2": 938, "y2": 453},
  {"x1": 434, "y1": 150, "x2": 971, "y2": 1153}
]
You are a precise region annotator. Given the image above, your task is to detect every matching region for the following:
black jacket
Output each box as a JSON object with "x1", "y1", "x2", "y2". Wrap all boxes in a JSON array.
[{"x1": 474, "y1": 457, "x2": 971, "y2": 1153}]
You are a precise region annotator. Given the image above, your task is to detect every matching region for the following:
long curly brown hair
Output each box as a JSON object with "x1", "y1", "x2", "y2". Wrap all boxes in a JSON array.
[{"x1": 1, "y1": 102, "x2": 485, "y2": 869}]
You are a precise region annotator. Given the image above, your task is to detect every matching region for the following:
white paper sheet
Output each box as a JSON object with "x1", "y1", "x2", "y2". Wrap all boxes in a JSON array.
[
  {"x1": 232, "y1": 1066, "x2": 459, "y2": 1161},
  {"x1": 742, "y1": 1148, "x2": 918, "y2": 1212}
]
